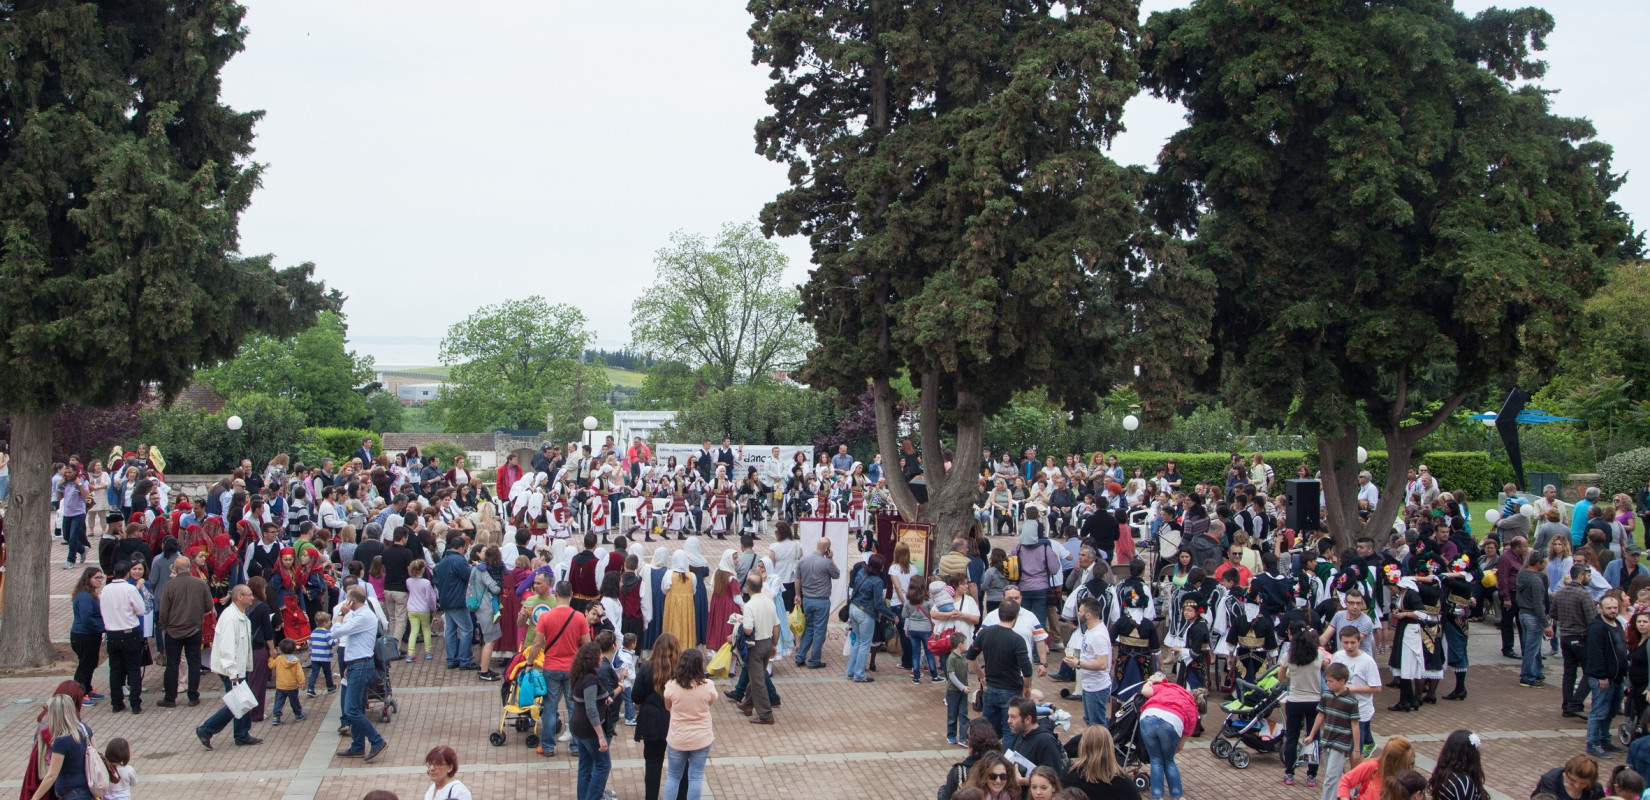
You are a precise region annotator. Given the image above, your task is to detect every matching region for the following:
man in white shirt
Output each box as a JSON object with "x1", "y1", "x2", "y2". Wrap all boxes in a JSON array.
[
  {"x1": 334, "y1": 585, "x2": 389, "y2": 762},
  {"x1": 316, "y1": 486, "x2": 345, "y2": 536},
  {"x1": 983, "y1": 586, "x2": 1049, "y2": 674},
  {"x1": 737, "y1": 573, "x2": 781, "y2": 724},
  {"x1": 196, "y1": 584, "x2": 259, "y2": 747},
  {"x1": 1356, "y1": 471, "x2": 1380, "y2": 510},
  {"x1": 101, "y1": 561, "x2": 149, "y2": 713},
  {"x1": 1066, "y1": 596, "x2": 1113, "y2": 726}
]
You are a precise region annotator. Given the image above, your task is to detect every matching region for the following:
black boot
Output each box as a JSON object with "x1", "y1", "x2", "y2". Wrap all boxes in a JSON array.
[
  {"x1": 1422, "y1": 679, "x2": 1438, "y2": 704},
  {"x1": 1388, "y1": 682, "x2": 1414, "y2": 712},
  {"x1": 1442, "y1": 671, "x2": 1467, "y2": 701}
]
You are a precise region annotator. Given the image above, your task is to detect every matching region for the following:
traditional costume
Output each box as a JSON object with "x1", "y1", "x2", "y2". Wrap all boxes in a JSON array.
[
  {"x1": 661, "y1": 551, "x2": 700, "y2": 648},
  {"x1": 708, "y1": 471, "x2": 730, "y2": 539},
  {"x1": 1439, "y1": 553, "x2": 1476, "y2": 700},
  {"x1": 705, "y1": 551, "x2": 744, "y2": 652},
  {"x1": 667, "y1": 490, "x2": 690, "y2": 539},
  {"x1": 1224, "y1": 586, "x2": 1277, "y2": 687},
  {"x1": 268, "y1": 547, "x2": 315, "y2": 648},
  {"x1": 1166, "y1": 597, "x2": 1212, "y2": 692},
  {"x1": 684, "y1": 537, "x2": 711, "y2": 644},
  {"x1": 1110, "y1": 584, "x2": 1159, "y2": 703},
  {"x1": 641, "y1": 546, "x2": 670, "y2": 649},
  {"x1": 1388, "y1": 559, "x2": 1445, "y2": 710}
]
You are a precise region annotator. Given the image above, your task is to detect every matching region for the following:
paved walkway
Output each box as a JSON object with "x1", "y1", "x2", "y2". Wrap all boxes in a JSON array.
[{"x1": 0, "y1": 534, "x2": 1603, "y2": 798}]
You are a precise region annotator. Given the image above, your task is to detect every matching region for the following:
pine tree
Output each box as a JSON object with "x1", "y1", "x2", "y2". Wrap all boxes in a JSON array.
[{"x1": 0, "y1": 1, "x2": 326, "y2": 666}]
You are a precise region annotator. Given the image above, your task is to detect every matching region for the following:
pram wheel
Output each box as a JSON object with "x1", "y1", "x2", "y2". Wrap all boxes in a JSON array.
[
  {"x1": 1132, "y1": 773, "x2": 1149, "y2": 791},
  {"x1": 515, "y1": 718, "x2": 532, "y2": 732},
  {"x1": 380, "y1": 708, "x2": 391, "y2": 722},
  {"x1": 1209, "y1": 739, "x2": 1232, "y2": 759},
  {"x1": 525, "y1": 733, "x2": 540, "y2": 748},
  {"x1": 1228, "y1": 749, "x2": 1251, "y2": 769},
  {"x1": 1620, "y1": 723, "x2": 1635, "y2": 747},
  {"x1": 489, "y1": 731, "x2": 506, "y2": 747}
]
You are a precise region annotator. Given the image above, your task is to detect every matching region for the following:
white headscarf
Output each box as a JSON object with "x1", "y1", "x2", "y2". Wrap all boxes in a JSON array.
[
  {"x1": 718, "y1": 549, "x2": 736, "y2": 575},
  {"x1": 684, "y1": 537, "x2": 707, "y2": 569},
  {"x1": 651, "y1": 546, "x2": 671, "y2": 570},
  {"x1": 672, "y1": 550, "x2": 691, "y2": 573}
]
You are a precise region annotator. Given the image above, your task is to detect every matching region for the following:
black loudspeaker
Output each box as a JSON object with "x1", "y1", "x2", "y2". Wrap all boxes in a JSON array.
[{"x1": 1287, "y1": 479, "x2": 1321, "y2": 532}]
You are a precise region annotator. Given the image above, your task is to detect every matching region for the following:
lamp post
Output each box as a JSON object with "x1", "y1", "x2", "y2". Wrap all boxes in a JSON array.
[
  {"x1": 1122, "y1": 414, "x2": 1139, "y2": 451},
  {"x1": 583, "y1": 415, "x2": 598, "y2": 453}
]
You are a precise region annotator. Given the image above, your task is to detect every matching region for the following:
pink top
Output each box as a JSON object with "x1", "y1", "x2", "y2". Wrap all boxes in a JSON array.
[
  {"x1": 663, "y1": 679, "x2": 719, "y2": 751},
  {"x1": 406, "y1": 577, "x2": 439, "y2": 614}
]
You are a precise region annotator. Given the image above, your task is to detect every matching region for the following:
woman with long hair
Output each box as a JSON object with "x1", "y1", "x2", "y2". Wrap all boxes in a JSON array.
[
  {"x1": 1337, "y1": 735, "x2": 1415, "y2": 800},
  {"x1": 941, "y1": 719, "x2": 1003, "y2": 800},
  {"x1": 245, "y1": 576, "x2": 275, "y2": 723},
  {"x1": 569, "y1": 641, "x2": 611, "y2": 800},
  {"x1": 21, "y1": 682, "x2": 86, "y2": 800},
  {"x1": 26, "y1": 694, "x2": 95, "y2": 800},
  {"x1": 967, "y1": 752, "x2": 1023, "y2": 800},
  {"x1": 1280, "y1": 626, "x2": 1325, "y2": 787},
  {"x1": 634, "y1": 633, "x2": 684, "y2": 800},
  {"x1": 662, "y1": 648, "x2": 718, "y2": 800},
  {"x1": 1428, "y1": 731, "x2": 1486, "y2": 800},
  {"x1": 68, "y1": 567, "x2": 105, "y2": 699},
  {"x1": 1382, "y1": 771, "x2": 1429, "y2": 800},
  {"x1": 1060, "y1": 724, "x2": 1141, "y2": 800},
  {"x1": 846, "y1": 553, "x2": 896, "y2": 683}
]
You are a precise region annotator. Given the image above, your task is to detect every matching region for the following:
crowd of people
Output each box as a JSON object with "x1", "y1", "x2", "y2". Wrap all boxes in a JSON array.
[{"x1": 19, "y1": 440, "x2": 1650, "y2": 800}]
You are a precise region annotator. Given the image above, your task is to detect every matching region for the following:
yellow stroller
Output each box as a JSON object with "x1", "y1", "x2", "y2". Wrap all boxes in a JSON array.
[{"x1": 490, "y1": 653, "x2": 547, "y2": 748}]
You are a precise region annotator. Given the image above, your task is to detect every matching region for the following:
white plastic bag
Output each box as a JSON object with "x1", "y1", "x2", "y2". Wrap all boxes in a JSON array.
[{"x1": 223, "y1": 680, "x2": 258, "y2": 719}]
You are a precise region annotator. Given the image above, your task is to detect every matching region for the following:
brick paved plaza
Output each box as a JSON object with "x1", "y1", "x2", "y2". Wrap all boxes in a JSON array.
[{"x1": 0, "y1": 533, "x2": 1598, "y2": 799}]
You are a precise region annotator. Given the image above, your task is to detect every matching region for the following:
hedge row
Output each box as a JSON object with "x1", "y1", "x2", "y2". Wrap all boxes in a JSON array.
[
  {"x1": 1092, "y1": 450, "x2": 1548, "y2": 500},
  {"x1": 301, "y1": 428, "x2": 382, "y2": 466}
]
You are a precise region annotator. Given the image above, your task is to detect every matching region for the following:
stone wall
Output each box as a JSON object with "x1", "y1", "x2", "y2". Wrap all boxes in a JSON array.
[{"x1": 166, "y1": 474, "x2": 231, "y2": 500}]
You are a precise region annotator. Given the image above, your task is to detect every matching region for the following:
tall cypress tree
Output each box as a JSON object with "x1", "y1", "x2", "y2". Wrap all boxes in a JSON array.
[
  {"x1": 1141, "y1": 0, "x2": 1635, "y2": 546},
  {"x1": 750, "y1": 0, "x2": 1210, "y2": 535},
  {"x1": 0, "y1": 1, "x2": 325, "y2": 666}
]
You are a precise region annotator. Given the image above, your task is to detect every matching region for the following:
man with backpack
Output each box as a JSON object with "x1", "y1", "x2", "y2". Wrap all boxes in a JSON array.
[
  {"x1": 433, "y1": 538, "x2": 477, "y2": 671},
  {"x1": 1010, "y1": 508, "x2": 1064, "y2": 638}
]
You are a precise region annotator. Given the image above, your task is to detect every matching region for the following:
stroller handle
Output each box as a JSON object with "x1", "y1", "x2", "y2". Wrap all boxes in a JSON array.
[{"x1": 1234, "y1": 680, "x2": 1262, "y2": 695}]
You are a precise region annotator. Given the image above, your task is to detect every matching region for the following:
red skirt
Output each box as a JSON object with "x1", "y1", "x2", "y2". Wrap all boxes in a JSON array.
[{"x1": 279, "y1": 596, "x2": 312, "y2": 650}]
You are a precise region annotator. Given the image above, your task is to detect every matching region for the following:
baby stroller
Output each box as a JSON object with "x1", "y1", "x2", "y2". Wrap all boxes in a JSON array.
[
  {"x1": 1107, "y1": 684, "x2": 1152, "y2": 791},
  {"x1": 1208, "y1": 665, "x2": 1286, "y2": 769},
  {"x1": 1620, "y1": 682, "x2": 1650, "y2": 746},
  {"x1": 491, "y1": 653, "x2": 548, "y2": 748},
  {"x1": 367, "y1": 634, "x2": 401, "y2": 723}
]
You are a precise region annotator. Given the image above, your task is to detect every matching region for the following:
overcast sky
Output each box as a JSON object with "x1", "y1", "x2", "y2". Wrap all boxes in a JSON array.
[{"x1": 220, "y1": 0, "x2": 1649, "y2": 368}]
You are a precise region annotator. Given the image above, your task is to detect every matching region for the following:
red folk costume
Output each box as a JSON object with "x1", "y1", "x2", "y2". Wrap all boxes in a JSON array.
[
  {"x1": 186, "y1": 545, "x2": 220, "y2": 650},
  {"x1": 145, "y1": 516, "x2": 173, "y2": 555},
  {"x1": 589, "y1": 487, "x2": 610, "y2": 533},
  {"x1": 273, "y1": 547, "x2": 314, "y2": 649}
]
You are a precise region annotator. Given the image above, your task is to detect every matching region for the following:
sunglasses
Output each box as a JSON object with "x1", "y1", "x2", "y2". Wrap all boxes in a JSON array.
[{"x1": 989, "y1": 773, "x2": 1009, "y2": 780}]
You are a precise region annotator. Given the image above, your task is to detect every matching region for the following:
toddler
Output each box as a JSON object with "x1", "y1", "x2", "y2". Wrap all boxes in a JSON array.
[
  {"x1": 307, "y1": 611, "x2": 335, "y2": 695},
  {"x1": 930, "y1": 580, "x2": 957, "y2": 614},
  {"x1": 103, "y1": 737, "x2": 136, "y2": 800},
  {"x1": 406, "y1": 558, "x2": 439, "y2": 661},
  {"x1": 269, "y1": 638, "x2": 307, "y2": 724},
  {"x1": 944, "y1": 632, "x2": 970, "y2": 744},
  {"x1": 617, "y1": 632, "x2": 639, "y2": 725}
]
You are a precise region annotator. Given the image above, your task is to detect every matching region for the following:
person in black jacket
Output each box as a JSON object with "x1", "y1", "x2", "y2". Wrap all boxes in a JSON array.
[
  {"x1": 1585, "y1": 594, "x2": 1629, "y2": 758},
  {"x1": 1080, "y1": 506, "x2": 1121, "y2": 560},
  {"x1": 1533, "y1": 755, "x2": 1606, "y2": 800},
  {"x1": 632, "y1": 633, "x2": 688, "y2": 800},
  {"x1": 939, "y1": 719, "x2": 1001, "y2": 800},
  {"x1": 1007, "y1": 698, "x2": 1066, "y2": 774}
]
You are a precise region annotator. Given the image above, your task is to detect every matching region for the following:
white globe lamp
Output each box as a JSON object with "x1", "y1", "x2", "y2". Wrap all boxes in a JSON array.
[
  {"x1": 1122, "y1": 415, "x2": 1140, "y2": 432},
  {"x1": 1480, "y1": 413, "x2": 1497, "y2": 428},
  {"x1": 1355, "y1": 446, "x2": 1367, "y2": 464},
  {"x1": 583, "y1": 416, "x2": 598, "y2": 431},
  {"x1": 226, "y1": 415, "x2": 243, "y2": 431}
]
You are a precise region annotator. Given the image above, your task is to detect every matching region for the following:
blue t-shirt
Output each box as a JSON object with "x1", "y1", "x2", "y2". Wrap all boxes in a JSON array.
[
  {"x1": 71, "y1": 592, "x2": 103, "y2": 635},
  {"x1": 51, "y1": 729, "x2": 89, "y2": 796}
]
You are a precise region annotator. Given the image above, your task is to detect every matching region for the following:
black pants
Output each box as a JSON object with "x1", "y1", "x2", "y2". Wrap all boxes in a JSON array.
[
  {"x1": 642, "y1": 739, "x2": 690, "y2": 800},
  {"x1": 781, "y1": 582, "x2": 796, "y2": 615},
  {"x1": 105, "y1": 628, "x2": 145, "y2": 709},
  {"x1": 70, "y1": 632, "x2": 102, "y2": 695},
  {"x1": 1281, "y1": 700, "x2": 1319, "y2": 778},
  {"x1": 1561, "y1": 635, "x2": 1587, "y2": 713},
  {"x1": 163, "y1": 630, "x2": 203, "y2": 702},
  {"x1": 1500, "y1": 600, "x2": 1519, "y2": 653}
]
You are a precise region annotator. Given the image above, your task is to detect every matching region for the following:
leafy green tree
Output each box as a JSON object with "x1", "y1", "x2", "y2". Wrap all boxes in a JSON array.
[
  {"x1": 430, "y1": 296, "x2": 593, "y2": 432},
  {"x1": 0, "y1": 1, "x2": 326, "y2": 666},
  {"x1": 200, "y1": 310, "x2": 377, "y2": 428},
  {"x1": 634, "y1": 360, "x2": 712, "y2": 410},
  {"x1": 629, "y1": 222, "x2": 811, "y2": 390},
  {"x1": 138, "y1": 394, "x2": 308, "y2": 474},
  {"x1": 750, "y1": 0, "x2": 1208, "y2": 534},
  {"x1": 1141, "y1": 0, "x2": 1634, "y2": 545},
  {"x1": 664, "y1": 381, "x2": 841, "y2": 448},
  {"x1": 546, "y1": 360, "x2": 613, "y2": 444},
  {"x1": 361, "y1": 391, "x2": 406, "y2": 434},
  {"x1": 1534, "y1": 261, "x2": 1650, "y2": 402}
]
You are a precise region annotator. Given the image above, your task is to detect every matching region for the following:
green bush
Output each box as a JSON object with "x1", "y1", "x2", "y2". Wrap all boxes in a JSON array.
[
  {"x1": 1409, "y1": 452, "x2": 1506, "y2": 499},
  {"x1": 1598, "y1": 447, "x2": 1650, "y2": 499},
  {"x1": 1100, "y1": 451, "x2": 1315, "y2": 488},
  {"x1": 302, "y1": 427, "x2": 381, "y2": 465},
  {"x1": 138, "y1": 393, "x2": 307, "y2": 474},
  {"x1": 420, "y1": 440, "x2": 467, "y2": 469}
]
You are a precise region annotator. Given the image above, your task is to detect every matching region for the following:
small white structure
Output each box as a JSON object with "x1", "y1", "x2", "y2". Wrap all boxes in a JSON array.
[{"x1": 613, "y1": 410, "x2": 678, "y2": 450}]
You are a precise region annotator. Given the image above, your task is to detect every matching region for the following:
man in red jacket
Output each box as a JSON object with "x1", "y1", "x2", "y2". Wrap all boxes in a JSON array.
[{"x1": 1497, "y1": 535, "x2": 1529, "y2": 659}]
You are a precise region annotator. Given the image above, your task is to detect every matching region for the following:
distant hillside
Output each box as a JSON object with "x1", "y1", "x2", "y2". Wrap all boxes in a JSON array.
[{"x1": 392, "y1": 365, "x2": 645, "y2": 389}]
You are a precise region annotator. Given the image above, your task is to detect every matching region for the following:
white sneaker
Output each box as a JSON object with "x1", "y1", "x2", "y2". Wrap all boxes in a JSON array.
[{"x1": 558, "y1": 730, "x2": 571, "y2": 742}]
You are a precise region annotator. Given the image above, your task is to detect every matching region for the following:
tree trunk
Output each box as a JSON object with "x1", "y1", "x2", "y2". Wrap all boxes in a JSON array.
[
  {"x1": 1318, "y1": 428, "x2": 1362, "y2": 550},
  {"x1": 872, "y1": 377, "x2": 920, "y2": 521},
  {"x1": 920, "y1": 393, "x2": 984, "y2": 547},
  {"x1": 0, "y1": 409, "x2": 58, "y2": 667}
]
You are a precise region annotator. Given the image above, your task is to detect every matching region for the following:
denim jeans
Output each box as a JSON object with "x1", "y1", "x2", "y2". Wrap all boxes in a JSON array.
[
  {"x1": 946, "y1": 688, "x2": 969, "y2": 740},
  {"x1": 797, "y1": 597, "x2": 830, "y2": 667},
  {"x1": 663, "y1": 744, "x2": 711, "y2": 800},
  {"x1": 308, "y1": 661, "x2": 334, "y2": 692},
  {"x1": 982, "y1": 686, "x2": 1018, "y2": 739},
  {"x1": 341, "y1": 659, "x2": 384, "y2": 751},
  {"x1": 1519, "y1": 613, "x2": 1546, "y2": 684},
  {"x1": 1021, "y1": 590, "x2": 1049, "y2": 645},
  {"x1": 63, "y1": 514, "x2": 88, "y2": 563},
  {"x1": 1589, "y1": 677, "x2": 1624, "y2": 748},
  {"x1": 846, "y1": 606, "x2": 875, "y2": 679},
  {"x1": 907, "y1": 631, "x2": 938, "y2": 678},
  {"x1": 443, "y1": 608, "x2": 475, "y2": 667},
  {"x1": 1083, "y1": 688, "x2": 1112, "y2": 727},
  {"x1": 1141, "y1": 714, "x2": 1183, "y2": 798},
  {"x1": 574, "y1": 734, "x2": 611, "y2": 800},
  {"x1": 540, "y1": 669, "x2": 571, "y2": 746},
  {"x1": 198, "y1": 676, "x2": 253, "y2": 742},
  {"x1": 731, "y1": 658, "x2": 779, "y2": 704}
]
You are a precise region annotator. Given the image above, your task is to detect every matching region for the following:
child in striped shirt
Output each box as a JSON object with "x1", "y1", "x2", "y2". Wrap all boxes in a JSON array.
[
  {"x1": 1303, "y1": 662, "x2": 1362, "y2": 800},
  {"x1": 306, "y1": 611, "x2": 337, "y2": 696}
]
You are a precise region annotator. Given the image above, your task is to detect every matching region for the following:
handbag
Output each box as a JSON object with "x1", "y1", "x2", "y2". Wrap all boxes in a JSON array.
[
  {"x1": 925, "y1": 605, "x2": 954, "y2": 658},
  {"x1": 223, "y1": 680, "x2": 258, "y2": 719}
]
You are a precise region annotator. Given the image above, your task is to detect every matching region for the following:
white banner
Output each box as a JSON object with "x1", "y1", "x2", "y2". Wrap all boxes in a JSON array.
[
  {"x1": 652, "y1": 443, "x2": 814, "y2": 479},
  {"x1": 795, "y1": 516, "x2": 853, "y2": 607}
]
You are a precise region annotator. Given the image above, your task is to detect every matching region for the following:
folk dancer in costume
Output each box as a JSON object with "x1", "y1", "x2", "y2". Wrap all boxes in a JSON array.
[
  {"x1": 666, "y1": 485, "x2": 690, "y2": 540},
  {"x1": 588, "y1": 482, "x2": 611, "y2": 541},
  {"x1": 547, "y1": 491, "x2": 571, "y2": 545},
  {"x1": 1166, "y1": 596, "x2": 1212, "y2": 694},
  {"x1": 268, "y1": 547, "x2": 315, "y2": 648},
  {"x1": 685, "y1": 470, "x2": 708, "y2": 532},
  {"x1": 1224, "y1": 585, "x2": 1278, "y2": 687},
  {"x1": 1387, "y1": 559, "x2": 1445, "y2": 711},
  {"x1": 631, "y1": 489, "x2": 653, "y2": 539},
  {"x1": 1110, "y1": 581, "x2": 1160, "y2": 706},
  {"x1": 1208, "y1": 571, "x2": 1239, "y2": 692},
  {"x1": 1114, "y1": 558, "x2": 1156, "y2": 621},
  {"x1": 848, "y1": 477, "x2": 869, "y2": 550},
  {"x1": 708, "y1": 467, "x2": 731, "y2": 540},
  {"x1": 1439, "y1": 553, "x2": 1477, "y2": 701}
]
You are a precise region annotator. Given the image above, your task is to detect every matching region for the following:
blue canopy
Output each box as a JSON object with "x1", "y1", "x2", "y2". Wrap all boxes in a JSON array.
[{"x1": 1468, "y1": 409, "x2": 1579, "y2": 425}]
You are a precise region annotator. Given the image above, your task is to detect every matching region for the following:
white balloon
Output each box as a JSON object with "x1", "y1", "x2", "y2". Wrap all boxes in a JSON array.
[
  {"x1": 226, "y1": 415, "x2": 243, "y2": 431},
  {"x1": 1355, "y1": 447, "x2": 1368, "y2": 464},
  {"x1": 1122, "y1": 415, "x2": 1140, "y2": 432},
  {"x1": 1485, "y1": 509, "x2": 1502, "y2": 524}
]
